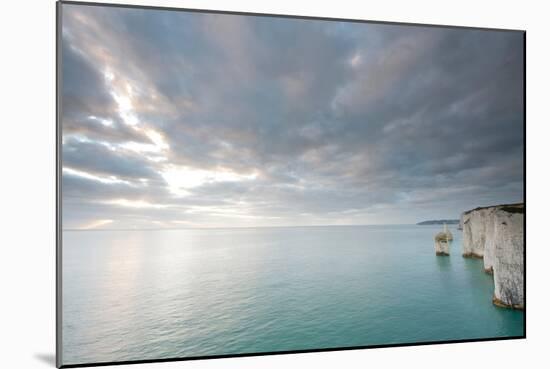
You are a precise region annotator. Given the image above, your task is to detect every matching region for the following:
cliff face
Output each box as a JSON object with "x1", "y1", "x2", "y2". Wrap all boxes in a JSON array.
[
  {"x1": 462, "y1": 208, "x2": 492, "y2": 258},
  {"x1": 461, "y1": 204, "x2": 524, "y2": 309}
]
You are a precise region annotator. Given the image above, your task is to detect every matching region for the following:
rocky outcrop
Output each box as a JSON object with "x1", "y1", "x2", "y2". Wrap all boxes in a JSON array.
[
  {"x1": 434, "y1": 224, "x2": 453, "y2": 255},
  {"x1": 434, "y1": 232, "x2": 450, "y2": 255},
  {"x1": 460, "y1": 204, "x2": 524, "y2": 309}
]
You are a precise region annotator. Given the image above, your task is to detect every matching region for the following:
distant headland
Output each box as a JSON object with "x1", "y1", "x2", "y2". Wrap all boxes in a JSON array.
[{"x1": 416, "y1": 219, "x2": 459, "y2": 225}]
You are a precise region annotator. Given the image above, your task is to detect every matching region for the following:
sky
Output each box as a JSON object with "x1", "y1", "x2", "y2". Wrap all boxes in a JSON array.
[{"x1": 61, "y1": 4, "x2": 524, "y2": 230}]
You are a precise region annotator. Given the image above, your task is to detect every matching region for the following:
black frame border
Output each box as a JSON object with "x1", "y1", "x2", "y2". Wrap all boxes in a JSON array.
[{"x1": 56, "y1": 1, "x2": 527, "y2": 368}]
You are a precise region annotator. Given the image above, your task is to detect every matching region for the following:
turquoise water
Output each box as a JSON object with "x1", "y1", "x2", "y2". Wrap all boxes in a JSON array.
[{"x1": 62, "y1": 225, "x2": 524, "y2": 365}]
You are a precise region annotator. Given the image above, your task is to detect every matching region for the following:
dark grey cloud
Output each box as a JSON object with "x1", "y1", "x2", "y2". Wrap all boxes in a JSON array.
[
  {"x1": 62, "y1": 137, "x2": 161, "y2": 181},
  {"x1": 61, "y1": 4, "x2": 524, "y2": 229}
]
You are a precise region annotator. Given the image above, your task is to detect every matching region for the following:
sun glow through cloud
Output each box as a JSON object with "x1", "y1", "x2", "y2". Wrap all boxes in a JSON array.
[
  {"x1": 113, "y1": 92, "x2": 139, "y2": 126},
  {"x1": 161, "y1": 166, "x2": 258, "y2": 196},
  {"x1": 103, "y1": 198, "x2": 170, "y2": 209},
  {"x1": 63, "y1": 167, "x2": 134, "y2": 186},
  {"x1": 81, "y1": 219, "x2": 114, "y2": 230},
  {"x1": 88, "y1": 115, "x2": 114, "y2": 127}
]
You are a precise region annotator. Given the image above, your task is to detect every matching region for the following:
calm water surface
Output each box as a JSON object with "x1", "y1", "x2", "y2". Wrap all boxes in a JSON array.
[{"x1": 62, "y1": 225, "x2": 524, "y2": 365}]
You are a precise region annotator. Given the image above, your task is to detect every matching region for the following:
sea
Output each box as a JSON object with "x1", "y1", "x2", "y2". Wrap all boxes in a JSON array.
[{"x1": 61, "y1": 224, "x2": 524, "y2": 365}]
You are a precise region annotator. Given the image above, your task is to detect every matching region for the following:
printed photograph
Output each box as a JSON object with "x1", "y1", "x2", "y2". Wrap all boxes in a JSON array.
[{"x1": 59, "y1": 2, "x2": 525, "y2": 366}]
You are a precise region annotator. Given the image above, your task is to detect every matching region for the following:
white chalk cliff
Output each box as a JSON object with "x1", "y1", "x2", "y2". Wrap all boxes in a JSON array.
[{"x1": 461, "y1": 204, "x2": 524, "y2": 309}]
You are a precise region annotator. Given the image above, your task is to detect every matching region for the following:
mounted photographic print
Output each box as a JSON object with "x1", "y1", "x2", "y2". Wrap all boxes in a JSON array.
[{"x1": 57, "y1": 1, "x2": 525, "y2": 367}]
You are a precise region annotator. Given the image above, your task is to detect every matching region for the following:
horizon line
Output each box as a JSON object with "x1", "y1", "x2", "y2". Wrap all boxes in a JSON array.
[{"x1": 62, "y1": 222, "x2": 458, "y2": 232}]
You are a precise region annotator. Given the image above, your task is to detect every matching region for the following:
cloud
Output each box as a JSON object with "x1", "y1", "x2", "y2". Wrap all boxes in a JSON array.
[
  {"x1": 61, "y1": 4, "x2": 524, "y2": 229},
  {"x1": 62, "y1": 137, "x2": 162, "y2": 181}
]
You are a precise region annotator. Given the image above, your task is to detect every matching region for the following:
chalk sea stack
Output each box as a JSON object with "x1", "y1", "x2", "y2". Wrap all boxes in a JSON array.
[
  {"x1": 434, "y1": 233, "x2": 450, "y2": 256},
  {"x1": 434, "y1": 224, "x2": 453, "y2": 256},
  {"x1": 461, "y1": 203, "x2": 524, "y2": 309}
]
